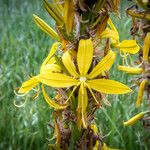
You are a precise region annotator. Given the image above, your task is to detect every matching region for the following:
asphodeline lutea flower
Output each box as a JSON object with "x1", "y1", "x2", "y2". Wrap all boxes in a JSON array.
[
  {"x1": 101, "y1": 18, "x2": 140, "y2": 55},
  {"x1": 38, "y1": 38, "x2": 132, "y2": 128}
]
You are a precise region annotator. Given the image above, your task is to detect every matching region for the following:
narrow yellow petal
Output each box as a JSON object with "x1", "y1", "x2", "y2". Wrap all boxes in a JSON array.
[
  {"x1": 117, "y1": 65, "x2": 143, "y2": 74},
  {"x1": 78, "y1": 83, "x2": 88, "y2": 128},
  {"x1": 62, "y1": 51, "x2": 79, "y2": 77},
  {"x1": 88, "y1": 79, "x2": 132, "y2": 94},
  {"x1": 18, "y1": 76, "x2": 39, "y2": 93},
  {"x1": 38, "y1": 72, "x2": 79, "y2": 88},
  {"x1": 53, "y1": 114, "x2": 61, "y2": 145},
  {"x1": 90, "y1": 124, "x2": 98, "y2": 133},
  {"x1": 52, "y1": 0, "x2": 64, "y2": 12},
  {"x1": 64, "y1": 83, "x2": 80, "y2": 104},
  {"x1": 100, "y1": 28, "x2": 119, "y2": 43},
  {"x1": 85, "y1": 83, "x2": 99, "y2": 104},
  {"x1": 40, "y1": 42, "x2": 60, "y2": 73},
  {"x1": 136, "y1": 79, "x2": 147, "y2": 108},
  {"x1": 107, "y1": 18, "x2": 118, "y2": 32},
  {"x1": 43, "y1": 0, "x2": 63, "y2": 25},
  {"x1": 64, "y1": 0, "x2": 74, "y2": 34},
  {"x1": 77, "y1": 38, "x2": 93, "y2": 76},
  {"x1": 143, "y1": 33, "x2": 150, "y2": 62},
  {"x1": 42, "y1": 85, "x2": 67, "y2": 109},
  {"x1": 116, "y1": 40, "x2": 140, "y2": 54},
  {"x1": 46, "y1": 57, "x2": 56, "y2": 64},
  {"x1": 88, "y1": 50, "x2": 116, "y2": 79},
  {"x1": 41, "y1": 64, "x2": 61, "y2": 74},
  {"x1": 33, "y1": 14, "x2": 59, "y2": 41},
  {"x1": 101, "y1": 143, "x2": 120, "y2": 150},
  {"x1": 123, "y1": 112, "x2": 146, "y2": 126}
]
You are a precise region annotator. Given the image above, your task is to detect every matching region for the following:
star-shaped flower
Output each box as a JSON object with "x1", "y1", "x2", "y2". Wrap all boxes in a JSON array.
[
  {"x1": 38, "y1": 38, "x2": 132, "y2": 127},
  {"x1": 101, "y1": 18, "x2": 140, "y2": 54}
]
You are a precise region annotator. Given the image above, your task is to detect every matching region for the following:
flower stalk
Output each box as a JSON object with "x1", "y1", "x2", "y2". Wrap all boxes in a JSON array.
[{"x1": 17, "y1": 0, "x2": 142, "y2": 149}]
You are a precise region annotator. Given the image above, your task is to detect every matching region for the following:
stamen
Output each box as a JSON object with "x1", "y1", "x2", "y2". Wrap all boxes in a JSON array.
[
  {"x1": 14, "y1": 96, "x2": 28, "y2": 107},
  {"x1": 14, "y1": 89, "x2": 28, "y2": 97}
]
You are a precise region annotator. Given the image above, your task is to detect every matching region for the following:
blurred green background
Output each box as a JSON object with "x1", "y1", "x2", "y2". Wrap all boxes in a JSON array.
[{"x1": 0, "y1": 0, "x2": 149, "y2": 150}]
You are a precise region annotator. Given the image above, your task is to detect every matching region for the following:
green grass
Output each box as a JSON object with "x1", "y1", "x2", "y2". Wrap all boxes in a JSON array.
[{"x1": 0, "y1": 0, "x2": 149, "y2": 150}]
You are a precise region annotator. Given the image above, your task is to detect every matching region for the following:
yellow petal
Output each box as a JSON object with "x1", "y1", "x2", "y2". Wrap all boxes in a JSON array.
[
  {"x1": 107, "y1": 18, "x2": 118, "y2": 32},
  {"x1": 41, "y1": 64, "x2": 61, "y2": 74},
  {"x1": 42, "y1": 85, "x2": 67, "y2": 109},
  {"x1": 88, "y1": 79, "x2": 132, "y2": 94},
  {"x1": 116, "y1": 40, "x2": 140, "y2": 54},
  {"x1": 117, "y1": 65, "x2": 143, "y2": 74},
  {"x1": 62, "y1": 51, "x2": 79, "y2": 77},
  {"x1": 64, "y1": 83, "x2": 80, "y2": 104},
  {"x1": 101, "y1": 28, "x2": 119, "y2": 43},
  {"x1": 38, "y1": 72, "x2": 79, "y2": 87},
  {"x1": 47, "y1": 57, "x2": 56, "y2": 64},
  {"x1": 43, "y1": 0, "x2": 63, "y2": 25},
  {"x1": 123, "y1": 112, "x2": 146, "y2": 126},
  {"x1": 52, "y1": 0, "x2": 64, "y2": 12},
  {"x1": 88, "y1": 50, "x2": 116, "y2": 79},
  {"x1": 40, "y1": 42, "x2": 60, "y2": 73},
  {"x1": 18, "y1": 76, "x2": 39, "y2": 93},
  {"x1": 64, "y1": 0, "x2": 74, "y2": 34},
  {"x1": 53, "y1": 113, "x2": 61, "y2": 145},
  {"x1": 33, "y1": 14, "x2": 59, "y2": 41},
  {"x1": 85, "y1": 83, "x2": 99, "y2": 104},
  {"x1": 143, "y1": 33, "x2": 150, "y2": 62},
  {"x1": 90, "y1": 123, "x2": 98, "y2": 133},
  {"x1": 101, "y1": 143, "x2": 120, "y2": 150},
  {"x1": 77, "y1": 38, "x2": 93, "y2": 76},
  {"x1": 136, "y1": 79, "x2": 147, "y2": 108},
  {"x1": 78, "y1": 83, "x2": 88, "y2": 128}
]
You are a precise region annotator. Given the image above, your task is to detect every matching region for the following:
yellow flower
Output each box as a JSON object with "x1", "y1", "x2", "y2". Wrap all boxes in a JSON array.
[
  {"x1": 101, "y1": 18, "x2": 140, "y2": 54},
  {"x1": 38, "y1": 38, "x2": 132, "y2": 128},
  {"x1": 123, "y1": 111, "x2": 147, "y2": 126}
]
